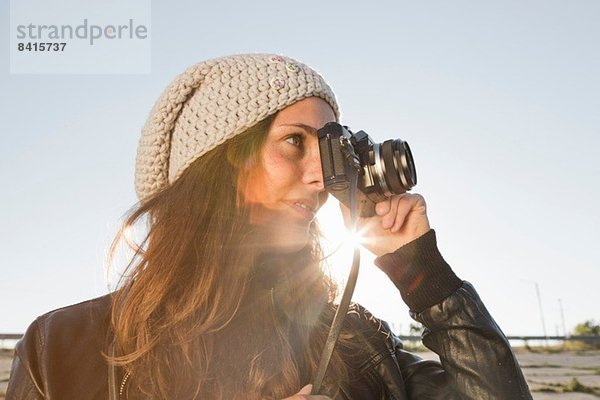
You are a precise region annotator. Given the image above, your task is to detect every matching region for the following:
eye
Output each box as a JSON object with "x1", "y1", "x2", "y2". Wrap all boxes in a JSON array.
[{"x1": 285, "y1": 134, "x2": 303, "y2": 147}]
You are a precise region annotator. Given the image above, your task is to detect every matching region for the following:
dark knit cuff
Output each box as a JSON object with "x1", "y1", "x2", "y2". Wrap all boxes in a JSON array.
[{"x1": 374, "y1": 229, "x2": 462, "y2": 313}]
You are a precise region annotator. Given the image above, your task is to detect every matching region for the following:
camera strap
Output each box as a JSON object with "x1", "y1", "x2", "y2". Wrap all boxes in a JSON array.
[{"x1": 311, "y1": 174, "x2": 360, "y2": 394}]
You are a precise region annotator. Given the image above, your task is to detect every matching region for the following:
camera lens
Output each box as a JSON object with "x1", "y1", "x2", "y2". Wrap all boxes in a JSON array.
[
  {"x1": 395, "y1": 140, "x2": 417, "y2": 189},
  {"x1": 372, "y1": 139, "x2": 416, "y2": 196}
]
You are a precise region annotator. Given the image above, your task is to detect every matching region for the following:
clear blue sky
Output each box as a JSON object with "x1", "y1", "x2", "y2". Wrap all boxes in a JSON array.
[{"x1": 1, "y1": 0, "x2": 598, "y2": 336}]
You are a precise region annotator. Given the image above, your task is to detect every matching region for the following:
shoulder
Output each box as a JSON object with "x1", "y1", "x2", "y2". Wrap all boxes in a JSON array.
[
  {"x1": 346, "y1": 303, "x2": 395, "y2": 341},
  {"x1": 29, "y1": 293, "x2": 114, "y2": 348},
  {"x1": 39, "y1": 293, "x2": 113, "y2": 324},
  {"x1": 17, "y1": 292, "x2": 114, "y2": 356},
  {"x1": 340, "y1": 303, "x2": 404, "y2": 366},
  {"x1": 13, "y1": 294, "x2": 114, "y2": 397},
  {"x1": 333, "y1": 303, "x2": 417, "y2": 398}
]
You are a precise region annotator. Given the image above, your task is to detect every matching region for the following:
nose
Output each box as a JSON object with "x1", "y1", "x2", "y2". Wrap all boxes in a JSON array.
[{"x1": 302, "y1": 142, "x2": 325, "y2": 191}]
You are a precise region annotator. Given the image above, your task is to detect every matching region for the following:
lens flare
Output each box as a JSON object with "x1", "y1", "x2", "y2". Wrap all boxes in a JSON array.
[{"x1": 342, "y1": 226, "x2": 367, "y2": 248}]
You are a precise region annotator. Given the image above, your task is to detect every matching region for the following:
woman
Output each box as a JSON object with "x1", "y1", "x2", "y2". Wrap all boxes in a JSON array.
[{"x1": 7, "y1": 54, "x2": 532, "y2": 399}]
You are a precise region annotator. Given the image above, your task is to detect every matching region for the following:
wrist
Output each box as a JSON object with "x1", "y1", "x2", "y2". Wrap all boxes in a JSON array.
[{"x1": 374, "y1": 229, "x2": 462, "y2": 312}]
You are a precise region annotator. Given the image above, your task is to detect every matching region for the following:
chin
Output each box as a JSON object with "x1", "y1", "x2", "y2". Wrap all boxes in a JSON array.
[
  {"x1": 272, "y1": 241, "x2": 308, "y2": 254},
  {"x1": 266, "y1": 225, "x2": 311, "y2": 254}
]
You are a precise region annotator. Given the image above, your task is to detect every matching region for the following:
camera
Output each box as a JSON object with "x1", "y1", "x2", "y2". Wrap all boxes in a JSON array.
[{"x1": 317, "y1": 122, "x2": 417, "y2": 218}]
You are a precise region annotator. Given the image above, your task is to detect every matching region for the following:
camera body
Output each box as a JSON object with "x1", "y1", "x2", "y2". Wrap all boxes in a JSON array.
[{"x1": 317, "y1": 122, "x2": 417, "y2": 217}]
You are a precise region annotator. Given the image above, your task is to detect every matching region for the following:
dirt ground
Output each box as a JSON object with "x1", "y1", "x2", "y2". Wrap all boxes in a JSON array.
[
  {"x1": 515, "y1": 350, "x2": 600, "y2": 399},
  {"x1": 419, "y1": 349, "x2": 600, "y2": 399},
  {"x1": 1, "y1": 348, "x2": 599, "y2": 398}
]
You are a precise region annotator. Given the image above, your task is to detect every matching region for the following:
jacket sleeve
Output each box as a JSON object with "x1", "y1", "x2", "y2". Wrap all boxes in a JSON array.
[
  {"x1": 375, "y1": 229, "x2": 532, "y2": 400},
  {"x1": 6, "y1": 319, "x2": 45, "y2": 400}
]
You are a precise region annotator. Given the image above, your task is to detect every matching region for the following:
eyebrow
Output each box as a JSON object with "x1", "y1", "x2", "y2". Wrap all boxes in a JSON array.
[{"x1": 276, "y1": 123, "x2": 318, "y2": 135}]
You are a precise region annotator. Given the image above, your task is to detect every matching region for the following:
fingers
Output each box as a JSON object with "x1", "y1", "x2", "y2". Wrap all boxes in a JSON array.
[
  {"x1": 377, "y1": 194, "x2": 426, "y2": 233},
  {"x1": 378, "y1": 197, "x2": 396, "y2": 229},
  {"x1": 335, "y1": 193, "x2": 430, "y2": 255},
  {"x1": 375, "y1": 198, "x2": 391, "y2": 216},
  {"x1": 297, "y1": 384, "x2": 312, "y2": 395},
  {"x1": 283, "y1": 384, "x2": 332, "y2": 399}
]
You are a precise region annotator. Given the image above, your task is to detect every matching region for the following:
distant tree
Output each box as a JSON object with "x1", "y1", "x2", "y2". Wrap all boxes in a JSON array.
[
  {"x1": 409, "y1": 322, "x2": 424, "y2": 336},
  {"x1": 572, "y1": 320, "x2": 600, "y2": 350},
  {"x1": 574, "y1": 320, "x2": 600, "y2": 336},
  {"x1": 402, "y1": 322, "x2": 427, "y2": 351}
]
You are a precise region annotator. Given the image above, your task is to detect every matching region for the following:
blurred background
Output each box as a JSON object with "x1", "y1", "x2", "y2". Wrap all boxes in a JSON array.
[{"x1": 1, "y1": 0, "x2": 598, "y2": 338}]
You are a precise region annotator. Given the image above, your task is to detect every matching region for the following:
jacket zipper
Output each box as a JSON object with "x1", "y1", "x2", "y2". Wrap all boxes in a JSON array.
[{"x1": 119, "y1": 371, "x2": 131, "y2": 399}]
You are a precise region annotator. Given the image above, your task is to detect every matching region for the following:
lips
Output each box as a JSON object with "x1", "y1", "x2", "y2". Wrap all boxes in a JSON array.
[{"x1": 287, "y1": 200, "x2": 318, "y2": 221}]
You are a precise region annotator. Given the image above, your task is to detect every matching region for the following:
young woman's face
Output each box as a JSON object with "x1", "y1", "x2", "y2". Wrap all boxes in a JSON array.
[{"x1": 241, "y1": 97, "x2": 336, "y2": 253}]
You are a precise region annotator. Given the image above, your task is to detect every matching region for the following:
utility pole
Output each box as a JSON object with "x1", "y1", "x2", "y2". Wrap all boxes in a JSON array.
[
  {"x1": 535, "y1": 282, "x2": 548, "y2": 345},
  {"x1": 558, "y1": 298, "x2": 567, "y2": 337},
  {"x1": 520, "y1": 280, "x2": 549, "y2": 346}
]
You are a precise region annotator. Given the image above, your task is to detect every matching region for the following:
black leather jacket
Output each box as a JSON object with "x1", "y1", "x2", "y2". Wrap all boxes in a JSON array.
[{"x1": 7, "y1": 231, "x2": 533, "y2": 399}]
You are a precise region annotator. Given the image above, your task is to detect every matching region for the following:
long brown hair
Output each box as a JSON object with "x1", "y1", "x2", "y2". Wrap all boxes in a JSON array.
[{"x1": 107, "y1": 115, "x2": 352, "y2": 399}]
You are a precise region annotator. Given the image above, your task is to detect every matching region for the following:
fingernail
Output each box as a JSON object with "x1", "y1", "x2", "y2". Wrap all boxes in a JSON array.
[{"x1": 299, "y1": 384, "x2": 313, "y2": 394}]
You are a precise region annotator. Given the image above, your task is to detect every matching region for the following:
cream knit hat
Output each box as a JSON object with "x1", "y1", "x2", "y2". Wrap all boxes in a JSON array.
[{"x1": 134, "y1": 53, "x2": 340, "y2": 202}]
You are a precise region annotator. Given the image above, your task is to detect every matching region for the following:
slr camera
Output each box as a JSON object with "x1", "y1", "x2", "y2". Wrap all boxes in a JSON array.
[{"x1": 317, "y1": 122, "x2": 417, "y2": 218}]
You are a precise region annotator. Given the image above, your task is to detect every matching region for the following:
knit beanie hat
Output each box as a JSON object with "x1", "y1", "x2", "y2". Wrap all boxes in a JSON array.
[{"x1": 134, "y1": 53, "x2": 340, "y2": 202}]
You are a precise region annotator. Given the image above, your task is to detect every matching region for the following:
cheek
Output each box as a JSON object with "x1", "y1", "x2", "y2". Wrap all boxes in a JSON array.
[
  {"x1": 260, "y1": 152, "x2": 298, "y2": 196},
  {"x1": 241, "y1": 155, "x2": 296, "y2": 205}
]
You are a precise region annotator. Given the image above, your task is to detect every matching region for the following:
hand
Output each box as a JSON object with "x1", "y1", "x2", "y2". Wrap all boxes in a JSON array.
[
  {"x1": 281, "y1": 384, "x2": 332, "y2": 399},
  {"x1": 340, "y1": 193, "x2": 431, "y2": 256}
]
